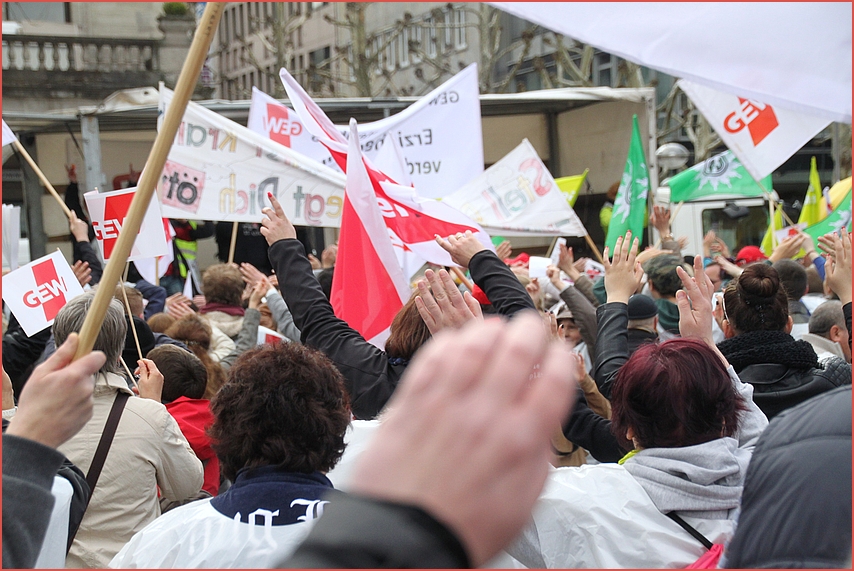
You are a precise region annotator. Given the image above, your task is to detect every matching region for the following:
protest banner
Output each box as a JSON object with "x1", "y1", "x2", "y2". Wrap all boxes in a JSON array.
[
  {"x1": 3, "y1": 251, "x2": 85, "y2": 336},
  {"x1": 678, "y1": 80, "x2": 832, "y2": 181},
  {"x1": 74, "y1": 2, "x2": 225, "y2": 361},
  {"x1": 84, "y1": 187, "x2": 169, "y2": 262},
  {"x1": 253, "y1": 64, "x2": 483, "y2": 199},
  {"x1": 605, "y1": 115, "x2": 651, "y2": 250},
  {"x1": 443, "y1": 139, "x2": 587, "y2": 237},
  {"x1": 257, "y1": 326, "x2": 287, "y2": 346},
  {"x1": 2, "y1": 204, "x2": 22, "y2": 271},
  {"x1": 280, "y1": 67, "x2": 494, "y2": 269},
  {"x1": 331, "y1": 120, "x2": 410, "y2": 348},
  {"x1": 158, "y1": 85, "x2": 346, "y2": 226}
]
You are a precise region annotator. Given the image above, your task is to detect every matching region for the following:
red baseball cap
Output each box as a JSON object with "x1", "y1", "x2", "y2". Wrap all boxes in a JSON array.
[{"x1": 735, "y1": 245, "x2": 767, "y2": 266}]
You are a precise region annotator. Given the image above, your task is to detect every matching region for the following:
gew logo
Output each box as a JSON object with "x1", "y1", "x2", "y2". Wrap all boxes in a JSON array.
[
  {"x1": 23, "y1": 259, "x2": 69, "y2": 321},
  {"x1": 264, "y1": 104, "x2": 303, "y2": 147}
]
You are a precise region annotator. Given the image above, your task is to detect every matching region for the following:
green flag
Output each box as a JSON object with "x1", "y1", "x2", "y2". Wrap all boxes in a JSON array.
[
  {"x1": 668, "y1": 150, "x2": 771, "y2": 203},
  {"x1": 605, "y1": 115, "x2": 650, "y2": 250},
  {"x1": 803, "y1": 189, "x2": 852, "y2": 248}
]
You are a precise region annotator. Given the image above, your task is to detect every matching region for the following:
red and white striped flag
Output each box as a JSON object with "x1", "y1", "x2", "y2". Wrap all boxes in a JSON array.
[
  {"x1": 278, "y1": 68, "x2": 494, "y2": 269},
  {"x1": 333, "y1": 119, "x2": 411, "y2": 348}
]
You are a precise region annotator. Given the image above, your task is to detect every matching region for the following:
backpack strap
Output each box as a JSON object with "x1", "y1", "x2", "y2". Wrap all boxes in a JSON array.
[
  {"x1": 84, "y1": 392, "x2": 129, "y2": 503},
  {"x1": 666, "y1": 512, "x2": 714, "y2": 550}
]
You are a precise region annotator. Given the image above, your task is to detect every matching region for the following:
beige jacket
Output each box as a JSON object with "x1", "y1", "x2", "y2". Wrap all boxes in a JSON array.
[{"x1": 58, "y1": 372, "x2": 203, "y2": 568}]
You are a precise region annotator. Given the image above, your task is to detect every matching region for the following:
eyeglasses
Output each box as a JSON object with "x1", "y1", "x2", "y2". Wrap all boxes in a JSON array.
[{"x1": 719, "y1": 292, "x2": 730, "y2": 322}]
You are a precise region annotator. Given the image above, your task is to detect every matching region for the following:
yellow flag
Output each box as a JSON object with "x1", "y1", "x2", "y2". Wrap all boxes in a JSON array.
[
  {"x1": 798, "y1": 156, "x2": 827, "y2": 226},
  {"x1": 760, "y1": 201, "x2": 785, "y2": 257},
  {"x1": 555, "y1": 169, "x2": 589, "y2": 207}
]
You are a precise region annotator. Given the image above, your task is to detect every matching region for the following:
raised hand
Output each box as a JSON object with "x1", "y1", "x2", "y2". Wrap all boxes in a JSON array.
[
  {"x1": 72, "y1": 260, "x2": 92, "y2": 287},
  {"x1": 495, "y1": 240, "x2": 512, "y2": 261},
  {"x1": 414, "y1": 269, "x2": 483, "y2": 335},
  {"x1": 602, "y1": 232, "x2": 643, "y2": 304},
  {"x1": 136, "y1": 358, "x2": 164, "y2": 402},
  {"x1": 435, "y1": 230, "x2": 487, "y2": 269},
  {"x1": 824, "y1": 231, "x2": 852, "y2": 305},
  {"x1": 260, "y1": 192, "x2": 297, "y2": 245}
]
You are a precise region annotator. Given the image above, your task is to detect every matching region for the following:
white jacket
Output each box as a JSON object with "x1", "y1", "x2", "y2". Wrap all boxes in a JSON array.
[{"x1": 58, "y1": 372, "x2": 203, "y2": 568}]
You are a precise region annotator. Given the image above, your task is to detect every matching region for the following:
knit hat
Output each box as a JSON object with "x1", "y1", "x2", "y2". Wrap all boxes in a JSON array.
[
  {"x1": 627, "y1": 294, "x2": 657, "y2": 320},
  {"x1": 735, "y1": 245, "x2": 768, "y2": 266},
  {"x1": 122, "y1": 316, "x2": 156, "y2": 371}
]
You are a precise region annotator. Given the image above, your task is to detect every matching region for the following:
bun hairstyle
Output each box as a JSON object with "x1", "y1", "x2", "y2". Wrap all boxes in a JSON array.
[{"x1": 722, "y1": 263, "x2": 789, "y2": 332}]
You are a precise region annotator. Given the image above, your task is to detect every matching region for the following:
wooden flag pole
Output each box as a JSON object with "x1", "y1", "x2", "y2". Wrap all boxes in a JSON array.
[
  {"x1": 12, "y1": 139, "x2": 74, "y2": 220},
  {"x1": 73, "y1": 3, "x2": 224, "y2": 361},
  {"x1": 450, "y1": 266, "x2": 474, "y2": 291},
  {"x1": 154, "y1": 257, "x2": 160, "y2": 287},
  {"x1": 120, "y1": 278, "x2": 144, "y2": 362},
  {"x1": 228, "y1": 221, "x2": 239, "y2": 264},
  {"x1": 583, "y1": 233, "x2": 605, "y2": 265}
]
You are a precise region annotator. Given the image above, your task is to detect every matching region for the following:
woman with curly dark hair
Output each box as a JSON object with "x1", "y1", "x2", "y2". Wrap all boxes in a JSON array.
[
  {"x1": 164, "y1": 314, "x2": 227, "y2": 400},
  {"x1": 716, "y1": 262, "x2": 851, "y2": 419},
  {"x1": 110, "y1": 342, "x2": 351, "y2": 568}
]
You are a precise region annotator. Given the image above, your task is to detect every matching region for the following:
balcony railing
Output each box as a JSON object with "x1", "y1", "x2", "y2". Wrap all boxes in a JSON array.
[{"x1": 2, "y1": 34, "x2": 159, "y2": 73}]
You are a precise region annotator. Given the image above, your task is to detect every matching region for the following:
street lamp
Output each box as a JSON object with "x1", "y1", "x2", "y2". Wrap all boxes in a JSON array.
[{"x1": 655, "y1": 142, "x2": 690, "y2": 172}]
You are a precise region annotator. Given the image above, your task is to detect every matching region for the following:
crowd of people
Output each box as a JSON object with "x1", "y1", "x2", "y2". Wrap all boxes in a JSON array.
[{"x1": 2, "y1": 191, "x2": 851, "y2": 569}]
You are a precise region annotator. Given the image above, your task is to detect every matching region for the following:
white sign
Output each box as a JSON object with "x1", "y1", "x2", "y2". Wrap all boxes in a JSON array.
[
  {"x1": 158, "y1": 85, "x2": 346, "y2": 226},
  {"x1": 678, "y1": 80, "x2": 832, "y2": 180},
  {"x1": 84, "y1": 187, "x2": 169, "y2": 262},
  {"x1": 2, "y1": 251, "x2": 85, "y2": 336},
  {"x1": 774, "y1": 223, "x2": 808, "y2": 243},
  {"x1": 259, "y1": 64, "x2": 484, "y2": 199},
  {"x1": 442, "y1": 140, "x2": 588, "y2": 236},
  {"x1": 528, "y1": 256, "x2": 551, "y2": 279}
]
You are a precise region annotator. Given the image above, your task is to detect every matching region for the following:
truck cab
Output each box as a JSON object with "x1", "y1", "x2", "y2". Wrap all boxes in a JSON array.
[{"x1": 652, "y1": 186, "x2": 779, "y2": 258}]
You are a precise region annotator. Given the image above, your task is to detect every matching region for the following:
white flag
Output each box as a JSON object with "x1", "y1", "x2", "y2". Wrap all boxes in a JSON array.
[
  {"x1": 443, "y1": 140, "x2": 588, "y2": 237},
  {"x1": 2, "y1": 120, "x2": 18, "y2": 147},
  {"x1": 2, "y1": 204, "x2": 22, "y2": 271},
  {"x1": 133, "y1": 218, "x2": 175, "y2": 284},
  {"x1": 251, "y1": 64, "x2": 484, "y2": 198},
  {"x1": 678, "y1": 79, "x2": 832, "y2": 180},
  {"x1": 2, "y1": 251, "x2": 85, "y2": 336},
  {"x1": 84, "y1": 187, "x2": 169, "y2": 262}
]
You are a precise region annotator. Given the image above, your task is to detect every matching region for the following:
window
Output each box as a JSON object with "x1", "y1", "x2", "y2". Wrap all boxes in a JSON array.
[
  {"x1": 410, "y1": 25, "x2": 423, "y2": 64},
  {"x1": 385, "y1": 32, "x2": 397, "y2": 72},
  {"x1": 443, "y1": 8, "x2": 453, "y2": 52},
  {"x1": 236, "y1": 5, "x2": 244, "y2": 38},
  {"x1": 424, "y1": 17, "x2": 437, "y2": 58},
  {"x1": 594, "y1": 52, "x2": 615, "y2": 87},
  {"x1": 3, "y1": 2, "x2": 70, "y2": 23},
  {"x1": 400, "y1": 27, "x2": 410, "y2": 67},
  {"x1": 702, "y1": 205, "x2": 769, "y2": 256},
  {"x1": 223, "y1": 10, "x2": 231, "y2": 43},
  {"x1": 454, "y1": 7, "x2": 467, "y2": 49}
]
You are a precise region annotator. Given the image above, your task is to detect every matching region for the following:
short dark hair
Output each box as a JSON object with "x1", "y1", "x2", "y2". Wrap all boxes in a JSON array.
[
  {"x1": 147, "y1": 344, "x2": 208, "y2": 403},
  {"x1": 202, "y1": 263, "x2": 245, "y2": 307},
  {"x1": 772, "y1": 259, "x2": 808, "y2": 300},
  {"x1": 165, "y1": 314, "x2": 227, "y2": 399},
  {"x1": 114, "y1": 285, "x2": 144, "y2": 317},
  {"x1": 610, "y1": 338, "x2": 746, "y2": 449},
  {"x1": 385, "y1": 291, "x2": 431, "y2": 362},
  {"x1": 317, "y1": 267, "x2": 334, "y2": 300},
  {"x1": 209, "y1": 343, "x2": 350, "y2": 480},
  {"x1": 147, "y1": 312, "x2": 176, "y2": 334},
  {"x1": 723, "y1": 263, "x2": 789, "y2": 333}
]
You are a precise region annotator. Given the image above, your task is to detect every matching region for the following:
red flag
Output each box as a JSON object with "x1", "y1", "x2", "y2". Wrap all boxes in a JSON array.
[
  {"x1": 331, "y1": 120, "x2": 410, "y2": 348},
  {"x1": 279, "y1": 68, "x2": 494, "y2": 268}
]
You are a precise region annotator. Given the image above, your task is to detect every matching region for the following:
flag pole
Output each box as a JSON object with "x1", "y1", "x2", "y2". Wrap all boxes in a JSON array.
[
  {"x1": 154, "y1": 257, "x2": 160, "y2": 287},
  {"x1": 73, "y1": 2, "x2": 224, "y2": 361},
  {"x1": 583, "y1": 233, "x2": 605, "y2": 265},
  {"x1": 450, "y1": 266, "x2": 473, "y2": 291},
  {"x1": 228, "y1": 221, "x2": 239, "y2": 264},
  {"x1": 12, "y1": 139, "x2": 74, "y2": 220}
]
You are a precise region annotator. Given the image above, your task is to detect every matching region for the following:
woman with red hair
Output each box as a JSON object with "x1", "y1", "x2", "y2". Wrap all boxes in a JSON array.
[{"x1": 507, "y1": 233, "x2": 768, "y2": 568}]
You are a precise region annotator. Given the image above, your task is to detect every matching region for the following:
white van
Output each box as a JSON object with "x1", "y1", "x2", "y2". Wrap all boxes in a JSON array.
[{"x1": 652, "y1": 187, "x2": 779, "y2": 258}]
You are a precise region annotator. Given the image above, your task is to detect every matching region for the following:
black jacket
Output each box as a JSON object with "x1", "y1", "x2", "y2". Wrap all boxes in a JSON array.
[
  {"x1": 717, "y1": 330, "x2": 851, "y2": 420},
  {"x1": 2, "y1": 314, "x2": 51, "y2": 398},
  {"x1": 723, "y1": 385, "x2": 851, "y2": 568},
  {"x1": 72, "y1": 239, "x2": 103, "y2": 285},
  {"x1": 267, "y1": 239, "x2": 534, "y2": 420}
]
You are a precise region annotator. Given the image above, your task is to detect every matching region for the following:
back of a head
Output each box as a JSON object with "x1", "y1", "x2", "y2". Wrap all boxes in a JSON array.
[
  {"x1": 210, "y1": 342, "x2": 351, "y2": 481},
  {"x1": 606, "y1": 182, "x2": 620, "y2": 202},
  {"x1": 317, "y1": 267, "x2": 334, "y2": 300},
  {"x1": 772, "y1": 259, "x2": 808, "y2": 301},
  {"x1": 723, "y1": 263, "x2": 789, "y2": 333},
  {"x1": 805, "y1": 265, "x2": 824, "y2": 294},
  {"x1": 809, "y1": 300, "x2": 846, "y2": 338},
  {"x1": 643, "y1": 254, "x2": 691, "y2": 298},
  {"x1": 147, "y1": 312, "x2": 176, "y2": 334},
  {"x1": 610, "y1": 338, "x2": 745, "y2": 449},
  {"x1": 53, "y1": 293, "x2": 126, "y2": 376},
  {"x1": 385, "y1": 291, "x2": 431, "y2": 362},
  {"x1": 202, "y1": 263, "x2": 245, "y2": 307},
  {"x1": 147, "y1": 344, "x2": 208, "y2": 403},
  {"x1": 164, "y1": 315, "x2": 225, "y2": 399},
  {"x1": 114, "y1": 285, "x2": 144, "y2": 318}
]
